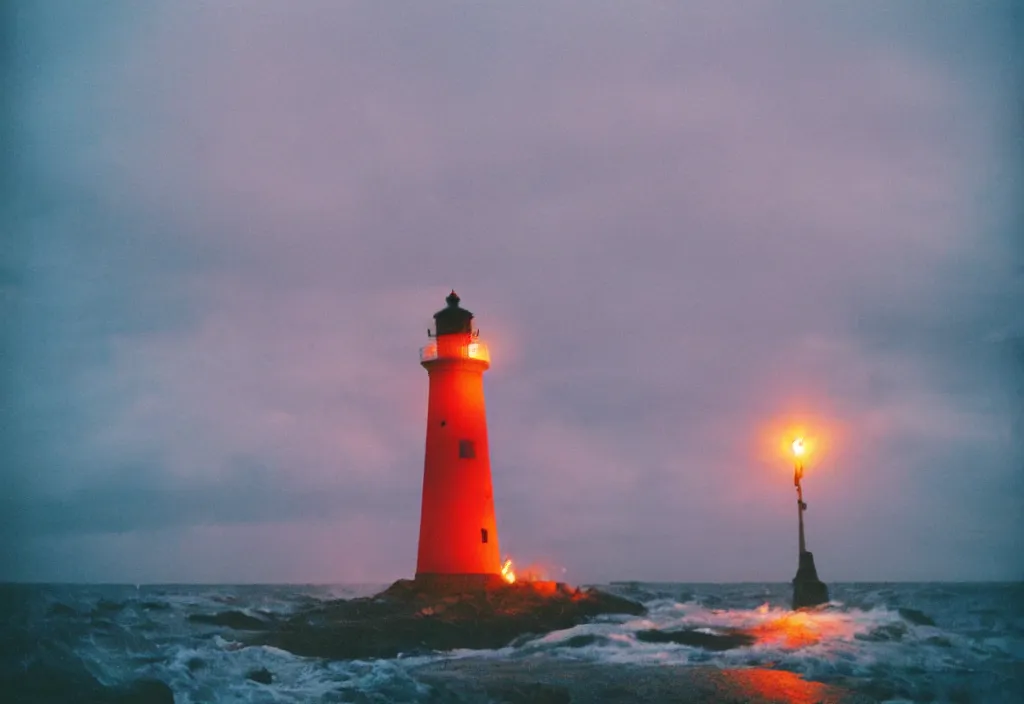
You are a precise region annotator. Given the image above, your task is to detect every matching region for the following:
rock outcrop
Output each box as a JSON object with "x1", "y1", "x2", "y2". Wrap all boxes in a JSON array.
[{"x1": 230, "y1": 579, "x2": 646, "y2": 660}]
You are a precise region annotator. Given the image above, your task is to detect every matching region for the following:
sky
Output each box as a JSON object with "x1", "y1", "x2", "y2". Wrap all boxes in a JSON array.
[{"x1": 2, "y1": 1, "x2": 1021, "y2": 584}]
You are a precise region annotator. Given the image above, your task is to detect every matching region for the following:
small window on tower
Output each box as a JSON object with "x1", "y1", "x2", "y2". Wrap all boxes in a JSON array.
[
  {"x1": 459, "y1": 439, "x2": 476, "y2": 459},
  {"x1": 481, "y1": 528, "x2": 488, "y2": 543}
]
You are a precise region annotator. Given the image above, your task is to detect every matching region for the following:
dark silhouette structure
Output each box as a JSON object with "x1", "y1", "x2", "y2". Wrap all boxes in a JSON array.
[{"x1": 791, "y1": 441, "x2": 829, "y2": 609}]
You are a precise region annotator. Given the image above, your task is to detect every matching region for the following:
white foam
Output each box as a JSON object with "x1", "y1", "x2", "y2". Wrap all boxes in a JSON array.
[
  {"x1": 487, "y1": 598, "x2": 1008, "y2": 688},
  {"x1": 54, "y1": 583, "x2": 1023, "y2": 704}
]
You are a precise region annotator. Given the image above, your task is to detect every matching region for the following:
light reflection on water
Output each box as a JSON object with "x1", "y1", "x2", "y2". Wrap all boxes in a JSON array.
[{"x1": 2, "y1": 581, "x2": 1021, "y2": 703}]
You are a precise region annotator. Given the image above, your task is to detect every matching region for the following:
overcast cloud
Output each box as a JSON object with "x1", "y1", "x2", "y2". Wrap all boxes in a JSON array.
[{"x1": 2, "y1": 1, "x2": 1021, "y2": 583}]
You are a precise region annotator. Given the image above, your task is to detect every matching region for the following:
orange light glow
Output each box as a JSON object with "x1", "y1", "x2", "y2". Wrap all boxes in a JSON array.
[
  {"x1": 727, "y1": 669, "x2": 841, "y2": 704},
  {"x1": 467, "y1": 341, "x2": 490, "y2": 363},
  {"x1": 419, "y1": 343, "x2": 438, "y2": 362},
  {"x1": 516, "y1": 562, "x2": 552, "y2": 582},
  {"x1": 419, "y1": 340, "x2": 491, "y2": 364},
  {"x1": 748, "y1": 609, "x2": 854, "y2": 650},
  {"x1": 782, "y1": 433, "x2": 819, "y2": 462},
  {"x1": 501, "y1": 557, "x2": 516, "y2": 584},
  {"x1": 750, "y1": 612, "x2": 823, "y2": 649},
  {"x1": 758, "y1": 411, "x2": 844, "y2": 474}
]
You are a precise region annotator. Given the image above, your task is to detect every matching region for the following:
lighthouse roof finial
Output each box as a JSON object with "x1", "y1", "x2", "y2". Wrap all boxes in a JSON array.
[{"x1": 434, "y1": 290, "x2": 473, "y2": 336}]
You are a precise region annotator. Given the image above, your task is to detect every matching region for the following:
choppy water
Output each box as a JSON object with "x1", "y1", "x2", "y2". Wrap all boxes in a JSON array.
[{"x1": 2, "y1": 582, "x2": 1021, "y2": 703}]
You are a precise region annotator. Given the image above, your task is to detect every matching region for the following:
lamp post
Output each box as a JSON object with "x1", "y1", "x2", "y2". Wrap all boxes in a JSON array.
[
  {"x1": 790, "y1": 438, "x2": 829, "y2": 609},
  {"x1": 793, "y1": 438, "x2": 808, "y2": 555}
]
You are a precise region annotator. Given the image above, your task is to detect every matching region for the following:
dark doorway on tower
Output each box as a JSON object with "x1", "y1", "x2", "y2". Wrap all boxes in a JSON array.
[
  {"x1": 459, "y1": 440, "x2": 476, "y2": 459},
  {"x1": 481, "y1": 529, "x2": 488, "y2": 543}
]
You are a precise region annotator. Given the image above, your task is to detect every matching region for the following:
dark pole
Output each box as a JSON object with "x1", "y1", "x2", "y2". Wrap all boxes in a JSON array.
[
  {"x1": 795, "y1": 461, "x2": 806, "y2": 555},
  {"x1": 790, "y1": 442, "x2": 828, "y2": 609}
]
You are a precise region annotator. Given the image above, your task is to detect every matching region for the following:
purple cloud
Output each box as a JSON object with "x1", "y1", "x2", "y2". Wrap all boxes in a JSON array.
[{"x1": 3, "y1": 0, "x2": 1020, "y2": 583}]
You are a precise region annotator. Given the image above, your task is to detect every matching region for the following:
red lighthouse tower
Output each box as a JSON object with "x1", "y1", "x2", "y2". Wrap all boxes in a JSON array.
[{"x1": 415, "y1": 291, "x2": 503, "y2": 589}]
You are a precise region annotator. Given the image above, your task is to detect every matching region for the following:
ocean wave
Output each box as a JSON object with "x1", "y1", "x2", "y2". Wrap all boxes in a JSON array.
[
  {"x1": 2, "y1": 582, "x2": 1021, "y2": 703},
  {"x1": 429, "y1": 585, "x2": 1023, "y2": 702}
]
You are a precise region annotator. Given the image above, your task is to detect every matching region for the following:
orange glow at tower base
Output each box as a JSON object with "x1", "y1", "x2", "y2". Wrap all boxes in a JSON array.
[{"x1": 501, "y1": 558, "x2": 516, "y2": 584}]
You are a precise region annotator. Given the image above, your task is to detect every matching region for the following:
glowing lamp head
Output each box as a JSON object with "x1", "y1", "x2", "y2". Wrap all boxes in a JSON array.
[
  {"x1": 467, "y1": 341, "x2": 490, "y2": 363},
  {"x1": 792, "y1": 438, "x2": 806, "y2": 457}
]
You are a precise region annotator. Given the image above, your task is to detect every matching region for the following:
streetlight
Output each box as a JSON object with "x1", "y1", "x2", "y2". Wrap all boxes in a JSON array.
[
  {"x1": 790, "y1": 437, "x2": 829, "y2": 610},
  {"x1": 792, "y1": 438, "x2": 808, "y2": 554}
]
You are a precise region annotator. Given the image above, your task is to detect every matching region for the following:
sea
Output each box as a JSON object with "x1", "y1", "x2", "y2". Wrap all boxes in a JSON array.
[{"x1": 2, "y1": 581, "x2": 1022, "y2": 703}]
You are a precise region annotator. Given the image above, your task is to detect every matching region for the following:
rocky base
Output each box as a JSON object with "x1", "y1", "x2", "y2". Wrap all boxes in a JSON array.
[
  {"x1": 414, "y1": 657, "x2": 875, "y2": 704},
  {"x1": 236, "y1": 579, "x2": 646, "y2": 660},
  {"x1": 792, "y1": 551, "x2": 830, "y2": 610}
]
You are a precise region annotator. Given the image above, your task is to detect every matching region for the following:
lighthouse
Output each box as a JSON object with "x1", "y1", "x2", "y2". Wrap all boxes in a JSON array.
[{"x1": 415, "y1": 291, "x2": 503, "y2": 590}]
